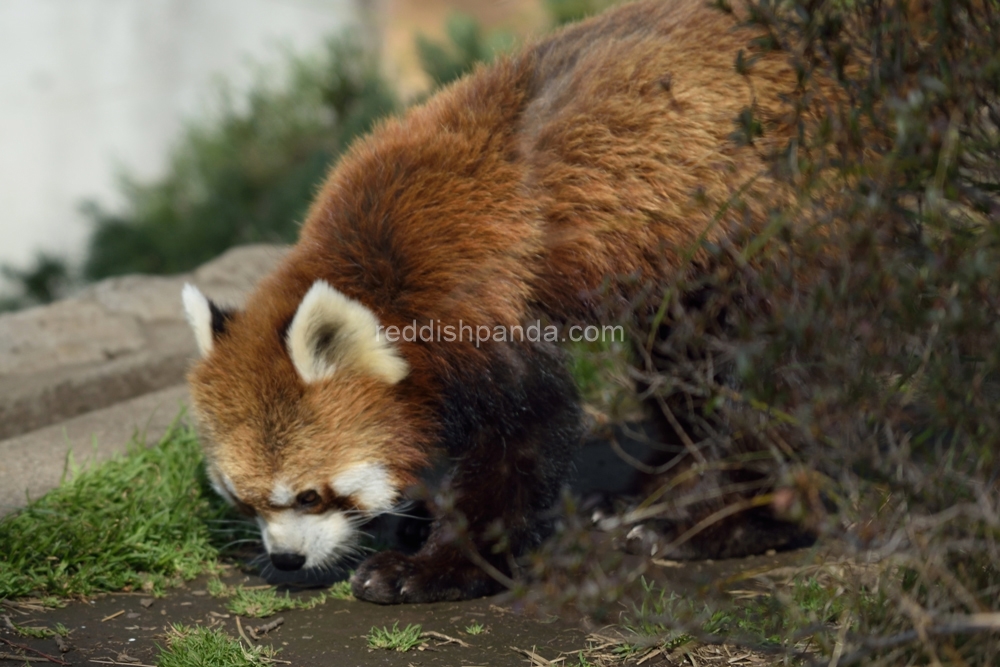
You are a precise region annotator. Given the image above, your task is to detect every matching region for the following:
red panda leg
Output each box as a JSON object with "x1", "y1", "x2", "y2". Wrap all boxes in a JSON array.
[{"x1": 352, "y1": 342, "x2": 583, "y2": 604}]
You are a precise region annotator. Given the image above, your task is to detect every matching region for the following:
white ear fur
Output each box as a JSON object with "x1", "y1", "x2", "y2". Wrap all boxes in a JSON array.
[
  {"x1": 182, "y1": 283, "x2": 214, "y2": 357},
  {"x1": 286, "y1": 280, "x2": 409, "y2": 385}
]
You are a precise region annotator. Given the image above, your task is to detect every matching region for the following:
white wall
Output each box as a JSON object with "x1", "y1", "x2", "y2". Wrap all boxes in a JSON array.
[{"x1": 0, "y1": 0, "x2": 363, "y2": 277}]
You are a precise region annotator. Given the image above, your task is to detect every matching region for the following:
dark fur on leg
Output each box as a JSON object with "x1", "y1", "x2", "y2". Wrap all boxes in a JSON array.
[{"x1": 352, "y1": 342, "x2": 583, "y2": 603}]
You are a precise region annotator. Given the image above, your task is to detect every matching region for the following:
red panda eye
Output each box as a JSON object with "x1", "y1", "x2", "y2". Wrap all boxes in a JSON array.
[{"x1": 296, "y1": 490, "x2": 320, "y2": 508}]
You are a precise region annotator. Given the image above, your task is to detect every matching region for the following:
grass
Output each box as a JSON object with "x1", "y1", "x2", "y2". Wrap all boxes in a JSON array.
[
  {"x1": 367, "y1": 623, "x2": 425, "y2": 652},
  {"x1": 6, "y1": 621, "x2": 70, "y2": 639},
  {"x1": 565, "y1": 339, "x2": 641, "y2": 422},
  {"x1": 0, "y1": 412, "x2": 353, "y2": 605},
  {"x1": 207, "y1": 577, "x2": 232, "y2": 598},
  {"x1": 206, "y1": 580, "x2": 331, "y2": 618},
  {"x1": 464, "y1": 621, "x2": 485, "y2": 635},
  {"x1": 227, "y1": 587, "x2": 327, "y2": 618},
  {"x1": 207, "y1": 576, "x2": 350, "y2": 617},
  {"x1": 0, "y1": 419, "x2": 248, "y2": 598},
  {"x1": 327, "y1": 578, "x2": 353, "y2": 600},
  {"x1": 157, "y1": 625, "x2": 276, "y2": 667},
  {"x1": 618, "y1": 574, "x2": 886, "y2": 658}
]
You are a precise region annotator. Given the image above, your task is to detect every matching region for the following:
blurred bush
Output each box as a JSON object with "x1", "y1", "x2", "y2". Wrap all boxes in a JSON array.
[
  {"x1": 525, "y1": 1, "x2": 1000, "y2": 664},
  {"x1": 81, "y1": 38, "x2": 397, "y2": 281},
  {"x1": 0, "y1": 253, "x2": 70, "y2": 311},
  {"x1": 545, "y1": 0, "x2": 619, "y2": 26},
  {"x1": 1, "y1": 3, "x2": 610, "y2": 308},
  {"x1": 415, "y1": 14, "x2": 514, "y2": 89}
]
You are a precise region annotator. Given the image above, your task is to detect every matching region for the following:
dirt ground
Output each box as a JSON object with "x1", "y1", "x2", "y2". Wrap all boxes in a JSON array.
[
  {"x1": 0, "y1": 430, "x2": 822, "y2": 666},
  {"x1": 0, "y1": 548, "x2": 819, "y2": 667}
]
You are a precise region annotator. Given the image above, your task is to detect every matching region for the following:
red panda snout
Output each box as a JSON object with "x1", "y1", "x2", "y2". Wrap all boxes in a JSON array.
[
  {"x1": 209, "y1": 459, "x2": 404, "y2": 571},
  {"x1": 257, "y1": 510, "x2": 356, "y2": 570}
]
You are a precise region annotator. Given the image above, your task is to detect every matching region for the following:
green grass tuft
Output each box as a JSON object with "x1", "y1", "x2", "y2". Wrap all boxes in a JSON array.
[
  {"x1": 367, "y1": 623, "x2": 425, "y2": 652},
  {"x1": 7, "y1": 621, "x2": 70, "y2": 639},
  {"x1": 0, "y1": 420, "x2": 247, "y2": 599},
  {"x1": 207, "y1": 577, "x2": 232, "y2": 598},
  {"x1": 327, "y1": 578, "x2": 353, "y2": 601},
  {"x1": 464, "y1": 621, "x2": 485, "y2": 635},
  {"x1": 621, "y1": 574, "x2": 886, "y2": 654},
  {"x1": 223, "y1": 586, "x2": 328, "y2": 618},
  {"x1": 157, "y1": 625, "x2": 276, "y2": 667}
]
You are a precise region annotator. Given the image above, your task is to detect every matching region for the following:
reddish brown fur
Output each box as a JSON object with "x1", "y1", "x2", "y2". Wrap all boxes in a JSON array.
[{"x1": 188, "y1": 0, "x2": 814, "y2": 602}]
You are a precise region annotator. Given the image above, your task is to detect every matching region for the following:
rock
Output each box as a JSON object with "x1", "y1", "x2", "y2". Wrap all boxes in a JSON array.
[
  {"x1": 0, "y1": 244, "x2": 287, "y2": 441},
  {"x1": 0, "y1": 244, "x2": 288, "y2": 510}
]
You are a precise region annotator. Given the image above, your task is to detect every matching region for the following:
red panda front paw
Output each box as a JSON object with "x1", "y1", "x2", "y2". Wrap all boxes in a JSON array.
[
  {"x1": 351, "y1": 551, "x2": 418, "y2": 604},
  {"x1": 351, "y1": 549, "x2": 504, "y2": 604}
]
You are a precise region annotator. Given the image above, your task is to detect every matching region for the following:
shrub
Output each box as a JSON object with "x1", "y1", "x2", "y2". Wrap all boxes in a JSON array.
[
  {"x1": 525, "y1": 1, "x2": 1000, "y2": 664},
  {"x1": 4, "y1": 5, "x2": 594, "y2": 307},
  {"x1": 0, "y1": 253, "x2": 71, "y2": 312},
  {"x1": 81, "y1": 37, "x2": 397, "y2": 280},
  {"x1": 415, "y1": 14, "x2": 514, "y2": 90}
]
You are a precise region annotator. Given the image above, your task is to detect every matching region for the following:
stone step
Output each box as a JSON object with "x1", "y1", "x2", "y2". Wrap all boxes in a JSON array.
[
  {"x1": 0, "y1": 244, "x2": 286, "y2": 441},
  {"x1": 0, "y1": 384, "x2": 191, "y2": 515},
  {"x1": 0, "y1": 243, "x2": 289, "y2": 515}
]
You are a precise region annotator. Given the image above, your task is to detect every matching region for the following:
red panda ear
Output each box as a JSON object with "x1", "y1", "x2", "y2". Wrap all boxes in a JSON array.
[
  {"x1": 285, "y1": 280, "x2": 409, "y2": 385},
  {"x1": 182, "y1": 284, "x2": 233, "y2": 357}
]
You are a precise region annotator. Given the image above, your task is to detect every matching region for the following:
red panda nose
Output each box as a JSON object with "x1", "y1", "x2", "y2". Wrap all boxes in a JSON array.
[{"x1": 270, "y1": 552, "x2": 306, "y2": 571}]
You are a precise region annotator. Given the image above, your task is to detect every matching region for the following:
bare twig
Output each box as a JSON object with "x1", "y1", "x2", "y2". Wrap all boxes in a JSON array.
[
  {"x1": 659, "y1": 494, "x2": 774, "y2": 554},
  {"x1": 53, "y1": 635, "x2": 72, "y2": 654},
  {"x1": 249, "y1": 617, "x2": 284, "y2": 639},
  {"x1": 509, "y1": 645, "x2": 565, "y2": 666},
  {"x1": 0, "y1": 637, "x2": 70, "y2": 665},
  {"x1": 234, "y1": 616, "x2": 252, "y2": 646},
  {"x1": 655, "y1": 393, "x2": 709, "y2": 465},
  {"x1": 458, "y1": 542, "x2": 516, "y2": 591},
  {"x1": 421, "y1": 630, "x2": 470, "y2": 647},
  {"x1": 0, "y1": 653, "x2": 51, "y2": 663},
  {"x1": 637, "y1": 647, "x2": 664, "y2": 664},
  {"x1": 609, "y1": 433, "x2": 688, "y2": 476},
  {"x1": 0, "y1": 602, "x2": 33, "y2": 616},
  {"x1": 834, "y1": 614, "x2": 1000, "y2": 666}
]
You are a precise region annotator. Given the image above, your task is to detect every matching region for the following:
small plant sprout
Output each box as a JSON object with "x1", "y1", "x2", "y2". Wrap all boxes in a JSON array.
[
  {"x1": 158, "y1": 624, "x2": 276, "y2": 667},
  {"x1": 225, "y1": 586, "x2": 327, "y2": 618},
  {"x1": 464, "y1": 621, "x2": 485, "y2": 635},
  {"x1": 327, "y1": 578, "x2": 353, "y2": 601},
  {"x1": 207, "y1": 577, "x2": 231, "y2": 598},
  {"x1": 367, "y1": 623, "x2": 425, "y2": 652}
]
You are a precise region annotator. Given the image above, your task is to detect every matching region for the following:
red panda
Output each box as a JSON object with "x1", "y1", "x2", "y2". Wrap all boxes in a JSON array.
[{"x1": 182, "y1": 0, "x2": 806, "y2": 604}]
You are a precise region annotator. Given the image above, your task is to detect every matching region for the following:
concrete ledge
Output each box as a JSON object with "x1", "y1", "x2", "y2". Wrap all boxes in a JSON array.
[
  {"x1": 0, "y1": 244, "x2": 287, "y2": 440},
  {"x1": 0, "y1": 384, "x2": 191, "y2": 515}
]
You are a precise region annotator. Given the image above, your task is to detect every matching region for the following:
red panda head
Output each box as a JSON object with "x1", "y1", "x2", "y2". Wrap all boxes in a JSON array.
[{"x1": 182, "y1": 280, "x2": 427, "y2": 572}]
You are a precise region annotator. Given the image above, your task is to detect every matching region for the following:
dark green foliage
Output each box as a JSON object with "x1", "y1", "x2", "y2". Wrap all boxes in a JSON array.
[
  {"x1": 3, "y1": 9, "x2": 553, "y2": 308},
  {"x1": 527, "y1": 2, "x2": 1000, "y2": 664},
  {"x1": 81, "y1": 38, "x2": 397, "y2": 280},
  {"x1": 415, "y1": 14, "x2": 514, "y2": 90},
  {"x1": 545, "y1": 0, "x2": 619, "y2": 26},
  {"x1": 0, "y1": 253, "x2": 71, "y2": 312}
]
